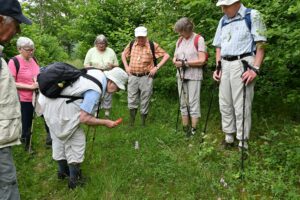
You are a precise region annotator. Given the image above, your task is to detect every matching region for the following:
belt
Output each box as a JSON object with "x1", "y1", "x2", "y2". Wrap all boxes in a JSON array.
[
  {"x1": 131, "y1": 72, "x2": 149, "y2": 77},
  {"x1": 222, "y1": 52, "x2": 254, "y2": 61}
]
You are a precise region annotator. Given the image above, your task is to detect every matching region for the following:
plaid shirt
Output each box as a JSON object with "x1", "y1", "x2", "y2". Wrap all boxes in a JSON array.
[{"x1": 123, "y1": 40, "x2": 167, "y2": 74}]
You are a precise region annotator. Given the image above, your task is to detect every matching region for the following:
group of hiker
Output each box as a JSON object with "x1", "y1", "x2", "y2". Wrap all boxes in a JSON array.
[{"x1": 0, "y1": 0, "x2": 266, "y2": 198}]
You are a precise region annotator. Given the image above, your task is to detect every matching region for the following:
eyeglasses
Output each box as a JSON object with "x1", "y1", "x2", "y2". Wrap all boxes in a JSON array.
[{"x1": 22, "y1": 48, "x2": 35, "y2": 52}]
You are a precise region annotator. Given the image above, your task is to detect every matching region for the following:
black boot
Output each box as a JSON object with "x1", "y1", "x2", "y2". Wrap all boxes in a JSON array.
[
  {"x1": 129, "y1": 109, "x2": 137, "y2": 126},
  {"x1": 141, "y1": 114, "x2": 147, "y2": 126},
  {"x1": 57, "y1": 160, "x2": 70, "y2": 180},
  {"x1": 68, "y1": 163, "x2": 84, "y2": 189},
  {"x1": 183, "y1": 125, "x2": 191, "y2": 137}
]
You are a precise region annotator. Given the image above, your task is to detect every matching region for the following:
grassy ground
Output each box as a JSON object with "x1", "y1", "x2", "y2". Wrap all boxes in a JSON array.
[{"x1": 12, "y1": 91, "x2": 300, "y2": 199}]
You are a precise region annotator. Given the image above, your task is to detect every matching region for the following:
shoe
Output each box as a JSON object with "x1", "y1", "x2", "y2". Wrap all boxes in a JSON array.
[
  {"x1": 58, "y1": 172, "x2": 69, "y2": 180},
  {"x1": 220, "y1": 140, "x2": 235, "y2": 150}
]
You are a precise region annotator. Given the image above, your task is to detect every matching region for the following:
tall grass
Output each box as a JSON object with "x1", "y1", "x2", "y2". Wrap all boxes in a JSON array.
[{"x1": 12, "y1": 91, "x2": 300, "y2": 199}]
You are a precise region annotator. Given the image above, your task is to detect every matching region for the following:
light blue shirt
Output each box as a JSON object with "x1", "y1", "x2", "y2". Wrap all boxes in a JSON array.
[
  {"x1": 212, "y1": 4, "x2": 267, "y2": 57},
  {"x1": 80, "y1": 90, "x2": 101, "y2": 114}
]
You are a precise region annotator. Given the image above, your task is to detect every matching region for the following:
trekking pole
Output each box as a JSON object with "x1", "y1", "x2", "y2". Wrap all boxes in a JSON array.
[
  {"x1": 202, "y1": 61, "x2": 221, "y2": 135},
  {"x1": 28, "y1": 89, "x2": 38, "y2": 154},
  {"x1": 175, "y1": 58, "x2": 186, "y2": 133},
  {"x1": 241, "y1": 60, "x2": 249, "y2": 178},
  {"x1": 90, "y1": 99, "x2": 101, "y2": 153}
]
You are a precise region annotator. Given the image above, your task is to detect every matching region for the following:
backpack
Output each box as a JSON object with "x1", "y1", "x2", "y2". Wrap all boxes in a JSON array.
[
  {"x1": 177, "y1": 34, "x2": 209, "y2": 62},
  {"x1": 129, "y1": 40, "x2": 157, "y2": 66},
  {"x1": 37, "y1": 62, "x2": 103, "y2": 100},
  {"x1": 221, "y1": 8, "x2": 255, "y2": 52}
]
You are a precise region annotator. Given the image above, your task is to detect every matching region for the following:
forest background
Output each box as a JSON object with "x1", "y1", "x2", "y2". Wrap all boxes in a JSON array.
[{"x1": 2, "y1": 0, "x2": 300, "y2": 199}]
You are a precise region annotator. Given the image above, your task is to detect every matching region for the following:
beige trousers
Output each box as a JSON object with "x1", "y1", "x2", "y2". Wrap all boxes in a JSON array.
[
  {"x1": 51, "y1": 128, "x2": 86, "y2": 164},
  {"x1": 127, "y1": 75, "x2": 153, "y2": 115},
  {"x1": 219, "y1": 56, "x2": 255, "y2": 141}
]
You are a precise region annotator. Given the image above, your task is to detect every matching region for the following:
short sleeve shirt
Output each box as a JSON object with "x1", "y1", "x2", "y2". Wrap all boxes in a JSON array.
[
  {"x1": 122, "y1": 40, "x2": 167, "y2": 74},
  {"x1": 8, "y1": 55, "x2": 40, "y2": 102},
  {"x1": 212, "y1": 4, "x2": 267, "y2": 57},
  {"x1": 174, "y1": 33, "x2": 207, "y2": 80},
  {"x1": 80, "y1": 90, "x2": 100, "y2": 115},
  {"x1": 84, "y1": 47, "x2": 119, "y2": 70}
]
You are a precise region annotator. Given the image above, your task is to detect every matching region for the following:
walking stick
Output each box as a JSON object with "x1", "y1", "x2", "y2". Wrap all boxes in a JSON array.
[
  {"x1": 241, "y1": 60, "x2": 249, "y2": 178},
  {"x1": 28, "y1": 89, "x2": 38, "y2": 154},
  {"x1": 175, "y1": 58, "x2": 192, "y2": 135},
  {"x1": 90, "y1": 99, "x2": 101, "y2": 153},
  {"x1": 202, "y1": 62, "x2": 221, "y2": 135}
]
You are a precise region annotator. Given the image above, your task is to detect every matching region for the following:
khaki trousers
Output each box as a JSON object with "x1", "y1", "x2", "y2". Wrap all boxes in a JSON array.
[
  {"x1": 219, "y1": 56, "x2": 255, "y2": 141},
  {"x1": 51, "y1": 128, "x2": 85, "y2": 164},
  {"x1": 127, "y1": 75, "x2": 153, "y2": 115}
]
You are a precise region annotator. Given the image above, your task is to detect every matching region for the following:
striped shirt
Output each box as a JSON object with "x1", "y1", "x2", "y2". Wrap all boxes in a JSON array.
[
  {"x1": 123, "y1": 40, "x2": 167, "y2": 74},
  {"x1": 212, "y1": 4, "x2": 267, "y2": 57}
]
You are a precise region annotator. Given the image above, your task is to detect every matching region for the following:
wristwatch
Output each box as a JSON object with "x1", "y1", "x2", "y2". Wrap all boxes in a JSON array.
[{"x1": 251, "y1": 65, "x2": 260, "y2": 75}]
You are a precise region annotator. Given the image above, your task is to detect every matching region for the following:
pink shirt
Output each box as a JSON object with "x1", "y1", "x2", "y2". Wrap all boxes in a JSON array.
[{"x1": 8, "y1": 55, "x2": 40, "y2": 102}]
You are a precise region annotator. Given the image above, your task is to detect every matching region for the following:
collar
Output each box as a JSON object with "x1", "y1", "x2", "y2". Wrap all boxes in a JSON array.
[
  {"x1": 224, "y1": 4, "x2": 246, "y2": 21},
  {"x1": 134, "y1": 39, "x2": 149, "y2": 47}
]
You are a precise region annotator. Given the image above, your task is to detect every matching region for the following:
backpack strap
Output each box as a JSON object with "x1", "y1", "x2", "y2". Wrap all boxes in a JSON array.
[
  {"x1": 221, "y1": 8, "x2": 252, "y2": 31},
  {"x1": 194, "y1": 34, "x2": 201, "y2": 51},
  {"x1": 149, "y1": 40, "x2": 157, "y2": 66},
  {"x1": 81, "y1": 73, "x2": 103, "y2": 92},
  {"x1": 129, "y1": 40, "x2": 135, "y2": 55}
]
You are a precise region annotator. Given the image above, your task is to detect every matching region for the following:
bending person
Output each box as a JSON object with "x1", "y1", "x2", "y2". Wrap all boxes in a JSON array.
[{"x1": 39, "y1": 66, "x2": 128, "y2": 189}]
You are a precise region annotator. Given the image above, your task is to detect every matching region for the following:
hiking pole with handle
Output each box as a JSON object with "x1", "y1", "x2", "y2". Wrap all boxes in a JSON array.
[
  {"x1": 241, "y1": 60, "x2": 250, "y2": 178},
  {"x1": 90, "y1": 99, "x2": 102, "y2": 153},
  {"x1": 202, "y1": 61, "x2": 221, "y2": 135},
  {"x1": 175, "y1": 59, "x2": 186, "y2": 133},
  {"x1": 175, "y1": 58, "x2": 192, "y2": 135}
]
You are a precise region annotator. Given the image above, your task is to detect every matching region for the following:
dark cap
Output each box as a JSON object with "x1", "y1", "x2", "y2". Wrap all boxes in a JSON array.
[{"x1": 0, "y1": 0, "x2": 32, "y2": 25}]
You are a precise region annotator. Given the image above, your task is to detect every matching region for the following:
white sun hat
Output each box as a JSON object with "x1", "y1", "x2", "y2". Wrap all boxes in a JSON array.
[
  {"x1": 134, "y1": 26, "x2": 147, "y2": 37},
  {"x1": 216, "y1": 0, "x2": 239, "y2": 6},
  {"x1": 104, "y1": 67, "x2": 128, "y2": 90}
]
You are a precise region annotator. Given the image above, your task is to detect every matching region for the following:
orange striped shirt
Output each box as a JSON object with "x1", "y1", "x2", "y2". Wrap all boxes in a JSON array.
[{"x1": 123, "y1": 40, "x2": 167, "y2": 74}]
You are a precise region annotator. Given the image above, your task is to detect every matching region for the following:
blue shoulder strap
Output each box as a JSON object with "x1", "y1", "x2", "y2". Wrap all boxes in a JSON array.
[
  {"x1": 221, "y1": 8, "x2": 252, "y2": 31},
  {"x1": 244, "y1": 8, "x2": 252, "y2": 31}
]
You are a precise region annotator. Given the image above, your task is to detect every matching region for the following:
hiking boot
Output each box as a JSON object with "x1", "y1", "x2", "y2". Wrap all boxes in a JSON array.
[
  {"x1": 129, "y1": 109, "x2": 137, "y2": 126},
  {"x1": 141, "y1": 114, "x2": 147, "y2": 126},
  {"x1": 58, "y1": 172, "x2": 69, "y2": 180},
  {"x1": 57, "y1": 160, "x2": 70, "y2": 180},
  {"x1": 191, "y1": 127, "x2": 196, "y2": 136},
  {"x1": 68, "y1": 164, "x2": 84, "y2": 189},
  {"x1": 220, "y1": 140, "x2": 235, "y2": 150}
]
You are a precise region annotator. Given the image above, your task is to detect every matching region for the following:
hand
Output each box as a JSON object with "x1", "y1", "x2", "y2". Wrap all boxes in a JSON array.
[
  {"x1": 213, "y1": 70, "x2": 222, "y2": 82},
  {"x1": 114, "y1": 118, "x2": 123, "y2": 126},
  {"x1": 31, "y1": 82, "x2": 39, "y2": 90},
  {"x1": 242, "y1": 68, "x2": 257, "y2": 85},
  {"x1": 125, "y1": 67, "x2": 131, "y2": 75},
  {"x1": 105, "y1": 119, "x2": 118, "y2": 128},
  {"x1": 107, "y1": 63, "x2": 114, "y2": 68},
  {"x1": 149, "y1": 67, "x2": 158, "y2": 77}
]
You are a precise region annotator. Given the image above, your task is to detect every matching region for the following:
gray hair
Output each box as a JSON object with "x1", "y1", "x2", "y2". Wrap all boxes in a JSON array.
[
  {"x1": 94, "y1": 34, "x2": 108, "y2": 46},
  {"x1": 0, "y1": 15, "x2": 14, "y2": 24},
  {"x1": 16, "y1": 37, "x2": 34, "y2": 49},
  {"x1": 174, "y1": 17, "x2": 194, "y2": 33}
]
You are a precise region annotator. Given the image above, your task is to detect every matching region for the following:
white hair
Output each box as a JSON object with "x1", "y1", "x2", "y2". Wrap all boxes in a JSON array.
[
  {"x1": 0, "y1": 15, "x2": 14, "y2": 24},
  {"x1": 16, "y1": 37, "x2": 34, "y2": 49},
  {"x1": 94, "y1": 34, "x2": 108, "y2": 46}
]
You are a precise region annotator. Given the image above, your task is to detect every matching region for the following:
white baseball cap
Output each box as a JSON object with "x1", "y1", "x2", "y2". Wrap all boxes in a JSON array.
[
  {"x1": 104, "y1": 67, "x2": 128, "y2": 90},
  {"x1": 216, "y1": 0, "x2": 239, "y2": 6},
  {"x1": 134, "y1": 26, "x2": 147, "y2": 37}
]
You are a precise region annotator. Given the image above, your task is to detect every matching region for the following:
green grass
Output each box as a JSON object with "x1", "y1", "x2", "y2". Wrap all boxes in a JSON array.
[{"x1": 12, "y1": 91, "x2": 300, "y2": 199}]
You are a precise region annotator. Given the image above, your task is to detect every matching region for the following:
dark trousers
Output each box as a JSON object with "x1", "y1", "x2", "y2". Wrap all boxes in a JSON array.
[
  {"x1": 0, "y1": 147, "x2": 20, "y2": 200},
  {"x1": 20, "y1": 102, "x2": 34, "y2": 145}
]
